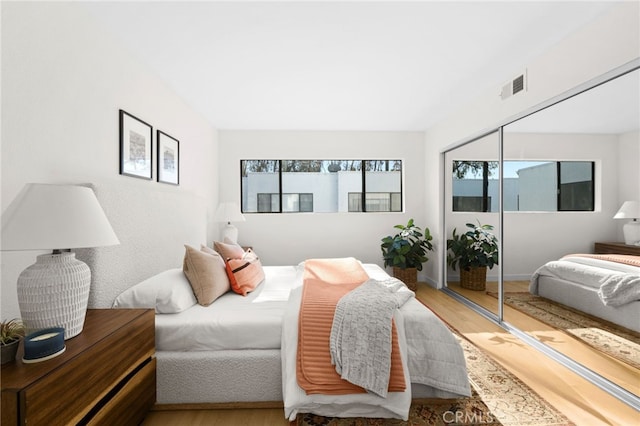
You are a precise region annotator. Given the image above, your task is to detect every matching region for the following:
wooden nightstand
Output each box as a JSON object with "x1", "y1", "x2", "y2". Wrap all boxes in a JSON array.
[
  {"x1": 1, "y1": 309, "x2": 155, "y2": 425},
  {"x1": 594, "y1": 242, "x2": 640, "y2": 256}
]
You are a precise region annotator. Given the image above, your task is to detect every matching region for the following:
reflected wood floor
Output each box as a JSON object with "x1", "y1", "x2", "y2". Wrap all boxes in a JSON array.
[
  {"x1": 142, "y1": 283, "x2": 640, "y2": 426},
  {"x1": 449, "y1": 280, "x2": 640, "y2": 395}
]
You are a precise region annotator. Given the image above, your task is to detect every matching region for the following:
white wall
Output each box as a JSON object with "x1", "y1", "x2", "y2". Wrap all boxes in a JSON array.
[
  {"x1": 1, "y1": 3, "x2": 218, "y2": 319},
  {"x1": 617, "y1": 131, "x2": 640, "y2": 241},
  {"x1": 218, "y1": 130, "x2": 431, "y2": 279},
  {"x1": 501, "y1": 133, "x2": 620, "y2": 279},
  {"x1": 425, "y1": 2, "x2": 640, "y2": 286}
]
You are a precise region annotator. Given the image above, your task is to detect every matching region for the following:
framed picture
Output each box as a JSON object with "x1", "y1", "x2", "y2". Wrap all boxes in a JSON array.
[
  {"x1": 119, "y1": 110, "x2": 153, "y2": 179},
  {"x1": 157, "y1": 130, "x2": 180, "y2": 185}
]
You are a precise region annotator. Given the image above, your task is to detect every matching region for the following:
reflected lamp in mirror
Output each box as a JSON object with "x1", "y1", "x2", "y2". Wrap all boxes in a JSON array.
[
  {"x1": 614, "y1": 201, "x2": 640, "y2": 246},
  {"x1": 215, "y1": 202, "x2": 246, "y2": 243},
  {"x1": 1, "y1": 184, "x2": 120, "y2": 339}
]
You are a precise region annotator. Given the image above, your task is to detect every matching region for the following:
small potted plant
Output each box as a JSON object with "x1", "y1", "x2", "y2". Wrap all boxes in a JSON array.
[
  {"x1": 1, "y1": 318, "x2": 25, "y2": 364},
  {"x1": 381, "y1": 218, "x2": 434, "y2": 290},
  {"x1": 446, "y1": 222, "x2": 499, "y2": 291}
]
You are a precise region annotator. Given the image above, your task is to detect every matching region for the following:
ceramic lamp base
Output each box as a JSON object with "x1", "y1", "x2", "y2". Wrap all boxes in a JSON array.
[
  {"x1": 622, "y1": 220, "x2": 640, "y2": 246},
  {"x1": 17, "y1": 252, "x2": 91, "y2": 340},
  {"x1": 221, "y1": 223, "x2": 239, "y2": 243}
]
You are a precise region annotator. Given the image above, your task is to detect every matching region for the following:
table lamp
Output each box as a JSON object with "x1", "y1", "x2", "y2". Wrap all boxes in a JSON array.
[
  {"x1": 614, "y1": 200, "x2": 640, "y2": 246},
  {"x1": 1, "y1": 184, "x2": 120, "y2": 339},
  {"x1": 215, "y1": 202, "x2": 246, "y2": 243}
]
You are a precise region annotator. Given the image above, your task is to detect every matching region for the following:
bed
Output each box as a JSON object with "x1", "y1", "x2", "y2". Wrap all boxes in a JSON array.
[
  {"x1": 529, "y1": 254, "x2": 640, "y2": 333},
  {"x1": 77, "y1": 183, "x2": 470, "y2": 419}
]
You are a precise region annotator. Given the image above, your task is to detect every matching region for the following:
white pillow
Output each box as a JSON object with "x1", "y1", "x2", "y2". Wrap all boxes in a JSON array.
[{"x1": 113, "y1": 268, "x2": 197, "y2": 313}]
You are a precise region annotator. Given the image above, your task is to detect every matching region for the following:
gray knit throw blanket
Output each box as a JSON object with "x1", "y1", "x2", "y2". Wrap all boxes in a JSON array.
[{"x1": 329, "y1": 278, "x2": 414, "y2": 398}]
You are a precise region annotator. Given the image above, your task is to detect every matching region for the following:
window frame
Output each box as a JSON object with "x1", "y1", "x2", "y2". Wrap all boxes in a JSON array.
[
  {"x1": 450, "y1": 159, "x2": 595, "y2": 213},
  {"x1": 241, "y1": 159, "x2": 403, "y2": 214}
]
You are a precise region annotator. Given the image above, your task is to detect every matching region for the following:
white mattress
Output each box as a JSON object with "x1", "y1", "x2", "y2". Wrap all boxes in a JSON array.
[
  {"x1": 155, "y1": 265, "x2": 299, "y2": 351},
  {"x1": 155, "y1": 263, "x2": 392, "y2": 352}
]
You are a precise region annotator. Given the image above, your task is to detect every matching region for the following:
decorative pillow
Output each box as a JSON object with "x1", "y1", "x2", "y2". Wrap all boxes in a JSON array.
[
  {"x1": 226, "y1": 249, "x2": 265, "y2": 296},
  {"x1": 112, "y1": 268, "x2": 197, "y2": 313},
  {"x1": 183, "y1": 245, "x2": 231, "y2": 306},
  {"x1": 213, "y1": 239, "x2": 245, "y2": 260},
  {"x1": 201, "y1": 244, "x2": 218, "y2": 256}
]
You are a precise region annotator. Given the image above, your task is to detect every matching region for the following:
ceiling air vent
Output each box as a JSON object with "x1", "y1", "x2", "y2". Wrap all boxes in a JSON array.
[{"x1": 500, "y1": 70, "x2": 527, "y2": 100}]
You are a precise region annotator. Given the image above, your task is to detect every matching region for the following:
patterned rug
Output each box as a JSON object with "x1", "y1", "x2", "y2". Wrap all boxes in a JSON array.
[
  {"x1": 294, "y1": 330, "x2": 572, "y2": 426},
  {"x1": 496, "y1": 292, "x2": 640, "y2": 369}
]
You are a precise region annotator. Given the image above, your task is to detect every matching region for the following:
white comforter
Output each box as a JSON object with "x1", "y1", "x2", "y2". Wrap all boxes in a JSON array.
[
  {"x1": 282, "y1": 267, "x2": 470, "y2": 421},
  {"x1": 530, "y1": 256, "x2": 640, "y2": 306}
]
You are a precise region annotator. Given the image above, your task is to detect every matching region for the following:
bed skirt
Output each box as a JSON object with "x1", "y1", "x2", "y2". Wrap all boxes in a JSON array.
[
  {"x1": 155, "y1": 349, "x2": 283, "y2": 405},
  {"x1": 536, "y1": 276, "x2": 640, "y2": 332},
  {"x1": 155, "y1": 349, "x2": 464, "y2": 407}
]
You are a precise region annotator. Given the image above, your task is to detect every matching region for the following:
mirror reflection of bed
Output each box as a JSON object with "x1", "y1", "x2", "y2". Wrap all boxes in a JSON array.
[{"x1": 443, "y1": 65, "x2": 640, "y2": 400}]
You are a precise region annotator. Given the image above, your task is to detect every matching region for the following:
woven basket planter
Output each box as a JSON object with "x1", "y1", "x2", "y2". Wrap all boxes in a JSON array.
[
  {"x1": 393, "y1": 267, "x2": 417, "y2": 291},
  {"x1": 460, "y1": 266, "x2": 487, "y2": 291}
]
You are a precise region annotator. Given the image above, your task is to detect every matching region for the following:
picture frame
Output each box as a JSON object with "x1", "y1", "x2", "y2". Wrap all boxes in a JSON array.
[
  {"x1": 119, "y1": 110, "x2": 153, "y2": 180},
  {"x1": 157, "y1": 130, "x2": 180, "y2": 185}
]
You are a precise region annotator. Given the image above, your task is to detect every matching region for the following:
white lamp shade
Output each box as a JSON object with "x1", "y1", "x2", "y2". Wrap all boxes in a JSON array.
[
  {"x1": 215, "y1": 202, "x2": 246, "y2": 224},
  {"x1": 1, "y1": 184, "x2": 120, "y2": 251},
  {"x1": 614, "y1": 201, "x2": 640, "y2": 220},
  {"x1": 2, "y1": 184, "x2": 120, "y2": 341}
]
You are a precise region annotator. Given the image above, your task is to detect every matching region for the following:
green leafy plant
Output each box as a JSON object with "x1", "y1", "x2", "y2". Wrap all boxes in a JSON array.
[
  {"x1": 0, "y1": 318, "x2": 25, "y2": 345},
  {"x1": 446, "y1": 222, "x2": 499, "y2": 271},
  {"x1": 381, "y1": 218, "x2": 434, "y2": 271}
]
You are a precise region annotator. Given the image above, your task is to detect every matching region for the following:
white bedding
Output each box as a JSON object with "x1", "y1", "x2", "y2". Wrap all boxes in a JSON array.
[
  {"x1": 156, "y1": 265, "x2": 298, "y2": 351},
  {"x1": 530, "y1": 256, "x2": 640, "y2": 297},
  {"x1": 529, "y1": 255, "x2": 640, "y2": 331},
  {"x1": 282, "y1": 265, "x2": 470, "y2": 421},
  {"x1": 155, "y1": 263, "x2": 399, "y2": 352},
  {"x1": 153, "y1": 261, "x2": 470, "y2": 416}
]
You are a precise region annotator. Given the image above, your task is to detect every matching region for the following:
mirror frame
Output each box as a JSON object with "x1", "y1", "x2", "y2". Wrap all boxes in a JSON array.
[{"x1": 440, "y1": 58, "x2": 640, "y2": 410}]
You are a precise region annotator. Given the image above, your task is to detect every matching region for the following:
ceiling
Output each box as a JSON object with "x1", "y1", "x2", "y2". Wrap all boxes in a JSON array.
[
  {"x1": 82, "y1": 1, "x2": 618, "y2": 131},
  {"x1": 505, "y1": 68, "x2": 640, "y2": 134}
]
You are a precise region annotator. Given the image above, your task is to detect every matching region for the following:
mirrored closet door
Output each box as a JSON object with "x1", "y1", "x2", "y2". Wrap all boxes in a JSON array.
[
  {"x1": 501, "y1": 67, "x2": 639, "y2": 398},
  {"x1": 443, "y1": 64, "x2": 639, "y2": 402},
  {"x1": 443, "y1": 130, "x2": 501, "y2": 318}
]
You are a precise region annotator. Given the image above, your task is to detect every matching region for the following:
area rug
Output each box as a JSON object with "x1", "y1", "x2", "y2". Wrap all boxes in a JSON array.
[
  {"x1": 494, "y1": 292, "x2": 640, "y2": 369},
  {"x1": 294, "y1": 330, "x2": 573, "y2": 426}
]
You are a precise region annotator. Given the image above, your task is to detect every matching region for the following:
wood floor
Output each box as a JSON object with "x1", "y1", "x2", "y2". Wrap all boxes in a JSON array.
[
  {"x1": 142, "y1": 283, "x2": 640, "y2": 426},
  {"x1": 449, "y1": 280, "x2": 640, "y2": 395}
]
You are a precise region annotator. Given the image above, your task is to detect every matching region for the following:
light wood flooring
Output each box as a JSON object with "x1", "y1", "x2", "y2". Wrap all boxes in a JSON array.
[
  {"x1": 449, "y1": 280, "x2": 639, "y2": 396},
  {"x1": 143, "y1": 283, "x2": 640, "y2": 426}
]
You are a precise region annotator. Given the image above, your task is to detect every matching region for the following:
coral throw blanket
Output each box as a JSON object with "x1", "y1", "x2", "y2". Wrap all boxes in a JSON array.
[{"x1": 296, "y1": 258, "x2": 406, "y2": 395}]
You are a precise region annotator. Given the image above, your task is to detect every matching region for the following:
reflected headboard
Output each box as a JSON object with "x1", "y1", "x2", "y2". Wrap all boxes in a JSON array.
[{"x1": 76, "y1": 183, "x2": 207, "y2": 308}]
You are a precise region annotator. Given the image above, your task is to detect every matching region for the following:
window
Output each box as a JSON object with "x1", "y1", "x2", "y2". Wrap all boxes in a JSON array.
[
  {"x1": 558, "y1": 161, "x2": 594, "y2": 211},
  {"x1": 451, "y1": 160, "x2": 595, "y2": 212},
  {"x1": 282, "y1": 193, "x2": 313, "y2": 212},
  {"x1": 257, "y1": 193, "x2": 279, "y2": 212},
  {"x1": 348, "y1": 192, "x2": 402, "y2": 212},
  {"x1": 242, "y1": 160, "x2": 402, "y2": 213},
  {"x1": 451, "y1": 161, "x2": 499, "y2": 212}
]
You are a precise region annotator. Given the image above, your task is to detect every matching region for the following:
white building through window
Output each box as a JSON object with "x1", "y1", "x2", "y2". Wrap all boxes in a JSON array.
[{"x1": 242, "y1": 160, "x2": 402, "y2": 213}]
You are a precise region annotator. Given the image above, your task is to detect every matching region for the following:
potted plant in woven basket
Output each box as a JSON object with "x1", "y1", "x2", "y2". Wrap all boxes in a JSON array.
[
  {"x1": 446, "y1": 222, "x2": 499, "y2": 291},
  {"x1": 381, "y1": 218, "x2": 434, "y2": 291},
  {"x1": 1, "y1": 318, "x2": 25, "y2": 365}
]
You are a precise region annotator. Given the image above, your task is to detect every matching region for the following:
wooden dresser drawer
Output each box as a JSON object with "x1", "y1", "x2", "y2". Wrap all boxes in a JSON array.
[
  {"x1": 21, "y1": 312, "x2": 154, "y2": 425},
  {"x1": 1, "y1": 309, "x2": 155, "y2": 426},
  {"x1": 86, "y1": 357, "x2": 156, "y2": 425},
  {"x1": 594, "y1": 242, "x2": 640, "y2": 256}
]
